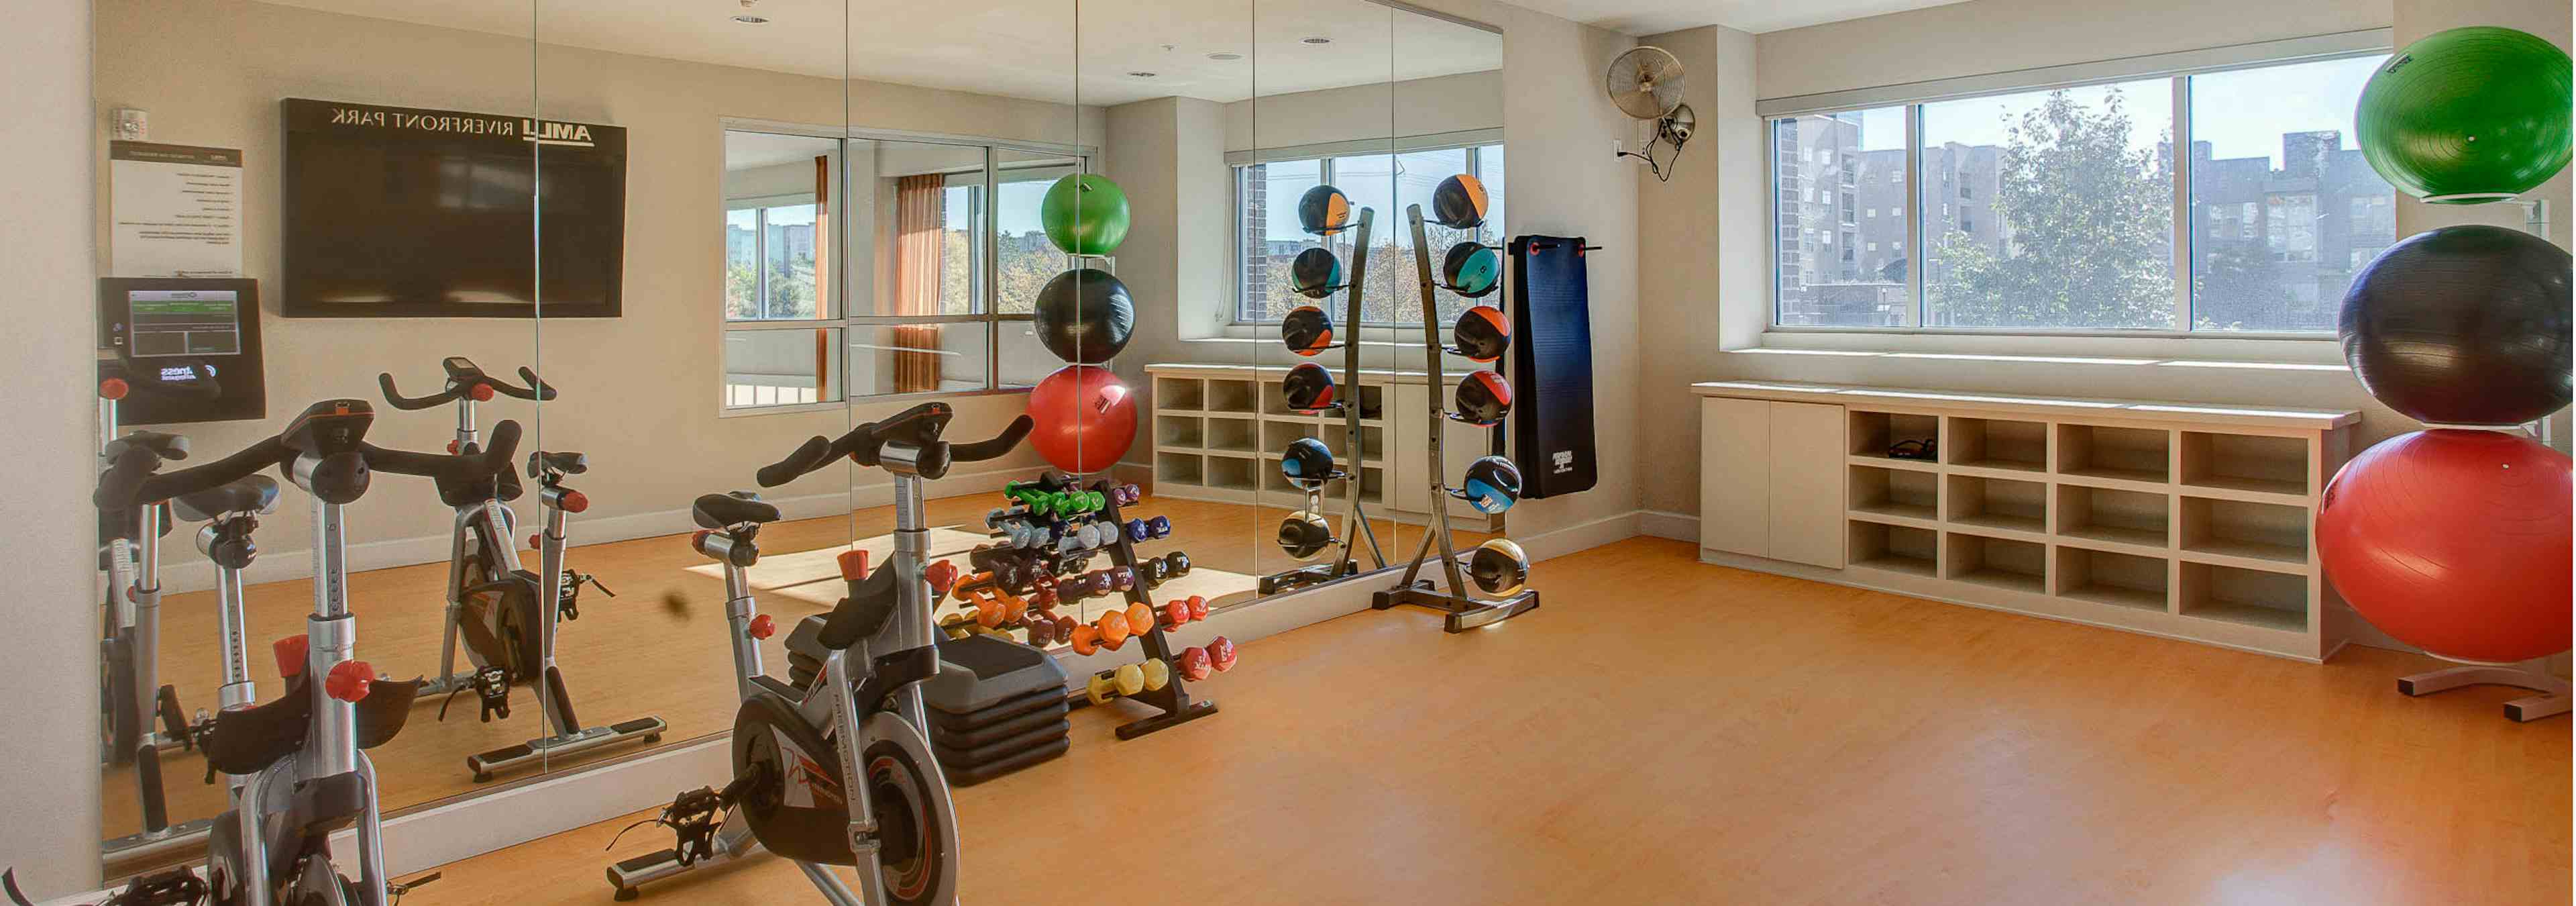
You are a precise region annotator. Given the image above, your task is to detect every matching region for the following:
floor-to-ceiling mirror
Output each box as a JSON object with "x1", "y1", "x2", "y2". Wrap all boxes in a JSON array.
[{"x1": 92, "y1": 0, "x2": 541, "y2": 872}]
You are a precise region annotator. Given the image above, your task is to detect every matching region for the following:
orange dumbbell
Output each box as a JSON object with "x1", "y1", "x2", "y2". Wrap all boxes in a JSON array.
[{"x1": 1123, "y1": 602, "x2": 1153, "y2": 636}]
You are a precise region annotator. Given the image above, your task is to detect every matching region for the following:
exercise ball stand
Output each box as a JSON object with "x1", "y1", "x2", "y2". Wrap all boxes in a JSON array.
[{"x1": 2398, "y1": 661, "x2": 2571, "y2": 722}]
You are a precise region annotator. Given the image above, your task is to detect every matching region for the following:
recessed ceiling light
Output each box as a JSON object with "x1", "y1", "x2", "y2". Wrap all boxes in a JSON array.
[
  {"x1": 1208, "y1": 52, "x2": 1243, "y2": 61},
  {"x1": 1301, "y1": 36, "x2": 1332, "y2": 45},
  {"x1": 732, "y1": 14, "x2": 768, "y2": 23},
  {"x1": 1128, "y1": 71, "x2": 1158, "y2": 78}
]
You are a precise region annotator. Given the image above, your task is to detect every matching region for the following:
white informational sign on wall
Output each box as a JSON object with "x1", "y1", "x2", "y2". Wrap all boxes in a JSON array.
[{"x1": 109, "y1": 140, "x2": 243, "y2": 277}]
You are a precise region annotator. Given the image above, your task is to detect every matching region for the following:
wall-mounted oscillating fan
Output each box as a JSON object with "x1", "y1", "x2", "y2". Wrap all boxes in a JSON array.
[{"x1": 1607, "y1": 46, "x2": 1692, "y2": 182}]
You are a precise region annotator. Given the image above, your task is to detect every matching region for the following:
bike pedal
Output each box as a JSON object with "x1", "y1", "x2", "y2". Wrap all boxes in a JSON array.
[
  {"x1": 473, "y1": 665, "x2": 512, "y2": 722},
  {"x1": 154, "y1": 685, "x2": 192, "y2": 750}
]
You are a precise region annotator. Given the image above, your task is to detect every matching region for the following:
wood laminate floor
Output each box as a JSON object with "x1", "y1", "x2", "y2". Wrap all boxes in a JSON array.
[
  {"x1": 405, "y1": 536, "x2": 2569, "y2": 905},
  {"x1": 106, "y1": 490, "x2": 1470, "y2": 851}
]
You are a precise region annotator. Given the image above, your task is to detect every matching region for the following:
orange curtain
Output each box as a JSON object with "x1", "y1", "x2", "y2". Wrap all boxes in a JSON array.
[
  {"x1": 893, "y1": 173, "x2": 947, "y2": 393},
  {"x1": 812, "y1": 155, "x2": 833, "y2": 399}
]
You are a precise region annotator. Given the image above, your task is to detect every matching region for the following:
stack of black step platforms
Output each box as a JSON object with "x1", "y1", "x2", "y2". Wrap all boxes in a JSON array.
[{"x1": 918, "y1": 634, "x2": 1069, "y2": 785}]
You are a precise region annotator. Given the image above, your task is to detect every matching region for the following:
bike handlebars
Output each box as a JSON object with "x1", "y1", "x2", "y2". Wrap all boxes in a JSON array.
[
  {"x1": 378, "y1": 359, "x2": 556, "y2": 410},
  {"x1": 757, "y1": 403, "x2": 1034, "y2": 487},
  {"x1": 95, "y1": 405, "x2": 522, "y2": 515}
]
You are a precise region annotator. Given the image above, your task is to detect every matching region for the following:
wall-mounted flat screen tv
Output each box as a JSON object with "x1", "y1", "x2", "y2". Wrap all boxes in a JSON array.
[{"x1": 280, "y1": 98, "x2": 625, "y2": 318}]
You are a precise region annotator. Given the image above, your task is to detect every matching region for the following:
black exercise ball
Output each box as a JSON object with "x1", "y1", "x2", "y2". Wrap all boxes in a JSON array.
[
  {"x1": 2340, "y1": 224, "x2": 2572, "y2": 425},
  {"x1": 1032, "y1": 268, "x2": 1137, "y2": 364},
  {"x1": 1467, "y1": 539, "x2": 1529, "y2": 596},
  {"x1": 1278, "y1": 510, "x2": 1334, "y2": 560},
  {"x1": 1289, "y1": 248, "x2": 1345, "y2": 299},
  {"x1": 1452, "y1": 305, "x2": 1509, "y2": 362},
  {"x1": 1283, "y1": 362, "x2": 1337, "y2": 412},
  {"x1": 1460, "y1": 455, "x2": 1521, "y2": 514},
  {"x1": 1281, "y1": 437, "x2": 1337, "y2": 489},
  {"x1": 1297, "y1": 185, "x2": 1354, "y2": 236},
  {"x1": 1452, "y1": 370, "x2": 1511, "y2": 425},
  {"x1": 1281, "y1": 305, "x2": 1335, "y2": 356},
  {"x1": 1430, "y1": 174, "x2": 1489, "y2": 230}
]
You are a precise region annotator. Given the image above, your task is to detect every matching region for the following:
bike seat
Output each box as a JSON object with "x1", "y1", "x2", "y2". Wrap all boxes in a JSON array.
[
  {"x1": 693, "y1": 492, "x2": 781, "y2": 529},
  {"x1": 103, "y1": 430, "x2": 189, "y2": 461},
  {"x1": 814, "y1": 561, "x2": 900, "y2": 650},
  {"x1": 533, "y1": 450, "x2": 588, "y2": 476},
  {"x1": 171, "y1": 475, "x2": 279, "y2": 522}
]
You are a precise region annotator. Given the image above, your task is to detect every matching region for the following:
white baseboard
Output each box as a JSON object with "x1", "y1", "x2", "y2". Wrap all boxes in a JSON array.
[
  {"x1": 1510, "y1": 509, "x2": 1644, "y2": 563},
  {"x1": 149, "y1": 466, "x2": 1045, "y2": 595},
  {"x1": 1636, "y1": 509, "x2": 1698, "y2": 542}
]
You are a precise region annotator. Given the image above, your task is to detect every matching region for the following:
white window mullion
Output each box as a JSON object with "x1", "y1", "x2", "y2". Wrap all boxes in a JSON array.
[
  {"x1": 2170, "y1": 75, "x2": 2194, "y2": 332},
  {"x1": 1905, "y1": 105, "x2": 1923, "y2": 328}
]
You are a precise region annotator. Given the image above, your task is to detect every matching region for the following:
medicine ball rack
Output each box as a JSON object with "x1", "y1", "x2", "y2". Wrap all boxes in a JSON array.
[
  {"x1": 1371, "y1": 203, "x2": 1540, "y2": 632},
  {"x1": 1065, "y1": 476, "x2": 1222, "y2": 740},
  {"x1": 1260, "y1": 205, "x2": 1389, "y2": 595}
]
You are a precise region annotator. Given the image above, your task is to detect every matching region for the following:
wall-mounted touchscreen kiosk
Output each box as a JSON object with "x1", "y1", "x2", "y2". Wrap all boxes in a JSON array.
[{"x1": 97, "y1": 276, "x2": 266, "y2": 423}]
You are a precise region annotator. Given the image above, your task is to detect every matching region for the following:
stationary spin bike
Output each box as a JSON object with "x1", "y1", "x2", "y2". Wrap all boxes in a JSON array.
[
  {"x1": 606, "y1": 403, "x2": 1029, "y2": 905},
  {"x1": 95, "y1": 399, "x2": 516, "y2": 906},
  {"x1": 96, "y1": 354, "x2": 223, "y2": 859},
  {"x1": 382, "y1": 357, "x2": 663, "y2": 781}
]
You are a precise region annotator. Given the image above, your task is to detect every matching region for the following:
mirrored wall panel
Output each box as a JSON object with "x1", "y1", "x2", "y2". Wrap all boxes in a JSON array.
[{"x1": 92, "y1": 0, "x2": 541, "y2": 869}]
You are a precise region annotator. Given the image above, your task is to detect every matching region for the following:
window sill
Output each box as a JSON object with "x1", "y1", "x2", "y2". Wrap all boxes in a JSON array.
[{"x1": 1753, "y1": 327, "x2": 2345, "y2": 370}]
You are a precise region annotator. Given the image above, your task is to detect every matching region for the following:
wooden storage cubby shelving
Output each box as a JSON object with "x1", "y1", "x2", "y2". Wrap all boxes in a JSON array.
[
  {"x1": 1945, "y1": 417, "x2": 2048, "y2": 474},
  {"x1": 2055, "y1": 484, "x2": 2168, "y2": 552},
  {"x1": 1849, "y1": 521, "x2": 1939, "y2": 578},
  {"x1": 1849, "y1": 465, "x2": 1939, "y2": 523},
  {"x1": 1945, "y1": 474, "x2": 2047, "y2": 536},
  {"x1": 1146, "y1": 364, "x2": 1415, "y2": 513},
  {"x1": 1695, "y1": 379, "x2": 2359, "y2": 662}
]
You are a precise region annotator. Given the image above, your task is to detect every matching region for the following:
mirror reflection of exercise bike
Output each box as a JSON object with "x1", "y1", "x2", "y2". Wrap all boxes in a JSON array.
[
  {"x1": 380, "y1": 357, "x2": 665, "y2": 781},
  {"x1": 606, "y1": 403, "x2": 1031, "y2": 905},
  {"x1": 92, "y1": 399, "x2": 513, "y2": 906},
  {"x1": 96, "y1": 354, "x2": 223, "y2": 859}
]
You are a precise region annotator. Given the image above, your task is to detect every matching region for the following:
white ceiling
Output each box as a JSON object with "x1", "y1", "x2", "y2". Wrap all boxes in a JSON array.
[
  {"x1": 264, "y1": 0, "x2": 1501, "y2": 106},
  {"x1": 1504, "y1": 0, "x2": 1975, "y2": 36}
]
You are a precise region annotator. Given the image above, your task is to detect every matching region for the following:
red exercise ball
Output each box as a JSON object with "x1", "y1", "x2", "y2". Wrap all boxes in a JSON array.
[
  {"x1": 2316, "y1": 429, "x2": 2571, "y2": 664},
  {"x1": 1027, "y1": 365, "x2": 1136, "y2": 474}
]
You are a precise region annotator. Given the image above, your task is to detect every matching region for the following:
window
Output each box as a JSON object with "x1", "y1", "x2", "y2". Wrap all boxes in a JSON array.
[
  {"x1": 1234, "y1": 142, "x2": 1505, "y2": 325},
  {"x1": 722, "y1": 128, "x2": 1088, "y2": 411},
  {"x1": 1771, "y1": 53, "x2": 2396, "y2": 334}
]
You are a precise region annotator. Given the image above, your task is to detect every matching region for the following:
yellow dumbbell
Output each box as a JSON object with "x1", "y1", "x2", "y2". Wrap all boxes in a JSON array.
[{"x1": 1082, "y1": 659, "x2": 1173, "y2": 704}]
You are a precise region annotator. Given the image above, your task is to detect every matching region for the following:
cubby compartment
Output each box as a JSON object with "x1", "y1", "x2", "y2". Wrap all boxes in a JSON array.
[
  {"x1": 1205, "y1": 379, "x2": 1259, "y2": 414},
  {"x1": 1263, "y1": 419, "x2": 1320, "y2": 453},
  {"x1": 2178, "y1": 562, "x2": 2308, "y2": 633},
  {"x1": 1943, "y1": 533, "x2": 2046, "y2": 594},
  {"x1": 1848, "y1": 410, "x2": 1941, "y2": 461},
  {"x1": 1155, "y1": 415, "x2": 1205, "y2": 449},
  {"x1": 1848, "y1": 521, "x2": 1938, "y2": 577},
  {"x1": 1848, "y1": 465, "x2": 1939, "y2": 522},
  {"x1": 2055, "y1": 424, "x2": 2170, "y2": 484},
  {"x1": 1155, "y1": 377, "x2": 1206, "y2": 412},
  {"x1": 1353, "y1": 384, "x2": 1388, "y2": 421},
  {"x1": 1945, "y1": 474, "x2": 2047, "y2": 535},
  {"x1": 2178, "y1": 497, "x2": 2308, "y2": 567},
  {"x1": 1155, "y1": 452, "x2": 1203, "y2": 487},
  {"x1": 1945, "y1": 417, "x2": 2047, "y2": 473},
  {"x1": 2178, "y1": 432, "x2": 2308, "y2": 498},
  {"x1": 2055, "y1": 485, "x2": 2169, "y2": 550},
  {"x1": 1360, "y1": 466, "x2": 1386, "y2": 500},
  {"x1": 1203, "y1": 456, "x2": 1258, "y2": 493},
  {"x1": 2053, "y1": 547, "x2": 2169, "y2": 612},
  {"x1": 1205, "y1": 417, "x2": 1259, "y2": 454}
]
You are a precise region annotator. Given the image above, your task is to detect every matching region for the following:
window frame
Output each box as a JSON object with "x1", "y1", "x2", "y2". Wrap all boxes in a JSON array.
[
  {"x1": 1227, "y1": 139, "x2": 1507, "y2": 328},
  {"x1": 1760, "y1": 31, "x2": 2396, "y2": 342},
  {"x1": 718, "y1": 119, "x2": 1093, "y2": 414}
]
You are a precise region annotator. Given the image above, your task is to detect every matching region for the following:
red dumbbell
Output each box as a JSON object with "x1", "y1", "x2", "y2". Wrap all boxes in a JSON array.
[
  {"x1": 1173, "y1": 646, "x2": 1213, "y2": 681},
  {"x1": 1205, "y1": 636, "x2": 1237, "y2": 672},
  {"x1": 924, "y1": 560, "x2": 961, "y2": 596},
  {"x1": 1025, "y1": 614, "x2": 1064, "y2": 646},
  {"x1": 1159, "y1": 601, "x2": 1190, "y2": 630},
  {"x1": 1186, "y1": 595, "x2": 1210, "y2": 621}
]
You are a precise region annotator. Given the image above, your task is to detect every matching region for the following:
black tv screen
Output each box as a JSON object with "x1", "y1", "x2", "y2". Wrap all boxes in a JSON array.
[{"x1": 280, "y1": 98, "x2": 625, "y2": 318}]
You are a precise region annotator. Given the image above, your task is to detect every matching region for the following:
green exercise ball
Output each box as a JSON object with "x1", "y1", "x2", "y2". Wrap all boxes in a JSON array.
[
  {"x1": 1040, "y1": 174, "x2": 1132, "y2": 254},
  {"x1": 2357, "y1": 26, "x2": 2573, "y2": 203}
]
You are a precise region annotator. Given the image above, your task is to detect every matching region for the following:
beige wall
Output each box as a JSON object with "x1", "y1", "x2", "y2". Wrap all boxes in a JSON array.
[
  {"x1": 93, "y1": 0, "x2": 1106, "y2": 585},
  {"x1": 3, "y1": 0, "x2": 104, "y2": 895},
  {"x1": 1222, "y1": 69, "x2": 1504, "y2": 151}
]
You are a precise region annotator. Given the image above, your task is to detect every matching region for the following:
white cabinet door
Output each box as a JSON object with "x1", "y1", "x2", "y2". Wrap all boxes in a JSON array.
[
  {"x1": 1767, "y1": 401, "x2": 1847, "y2": 568},
  {"x1": 1699, "y1": 397, "x2": 1772, "y2": 558}
]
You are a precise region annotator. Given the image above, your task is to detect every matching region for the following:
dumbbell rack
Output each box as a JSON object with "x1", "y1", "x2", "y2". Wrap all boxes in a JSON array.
[
  {"x1": 1370, "y1": 204, "x2": 1540, "y2": 632},
  {"x1": 1065, "y1": 477, "x2": 1220, "y2": 740}
]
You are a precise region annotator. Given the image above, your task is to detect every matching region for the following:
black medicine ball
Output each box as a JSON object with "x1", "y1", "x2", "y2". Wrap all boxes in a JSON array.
[
  {"x1": 1283, "y1": 362, "x2": 1337, "y2": 412},
  {"x1": 1281, "y1": 437, "x2": 1337, "y2": 489}
]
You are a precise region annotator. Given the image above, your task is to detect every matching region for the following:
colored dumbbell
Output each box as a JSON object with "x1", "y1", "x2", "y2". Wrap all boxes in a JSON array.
[
  {"x1": 1139, "y1": 551, "x2": 1192, "y2": 589},
  {"x1": 1124, "y1": 516, "x2": 1173, "y2": 542},
  {"x1": 1083, "y1": 658, "x2": 1173, "y2": 704},
  {"x1": 1171, "y1": 636, "x2": 1238, "y2": 681},
  {"x1": 1205, "y1": 636, "x2": 1237, "y2": 672},
  {"x1": 957, "y1": 587, "x2": 1028, "y2": 628},
  {"x1": 1024, "y1": 611, "x2": 1075, "y2": 646},
  {"x1": 1067, "y1": 617, "x2": 1131, "y2": 656},
  {"x1": 1122, "y1": 602, "x2": 1155, "y2": 636},
  {"x1": 1158, "y1": 595, "x2": 1210, "y2": 630},
  {"x1": 1109, "y1": 483, "x2": 1144, "y2": 507},
  {"x1": 925, "y1": 560, "x2": 960, "y2": 596}
]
